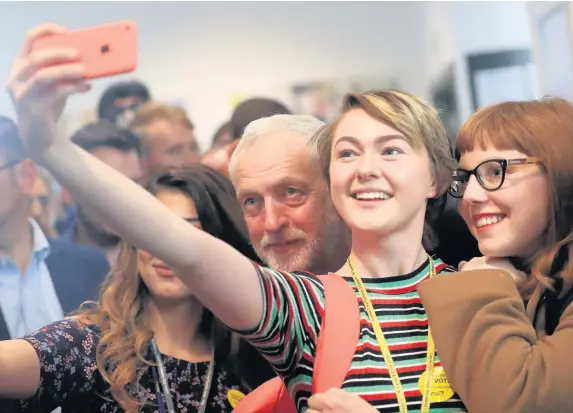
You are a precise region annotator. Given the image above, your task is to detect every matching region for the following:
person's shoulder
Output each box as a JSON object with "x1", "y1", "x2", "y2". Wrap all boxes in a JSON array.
[
  {"x1": 47, "y1": 238, "x2": 108, "y2": 264},
  {"x1": 252, "y1": 262, "x2": 324, "y2": 291},
  {"x1": 46, "y1": 239, "x2": 110, "y2": 283},
  {"x1": 24, "y1": 317, "x2": 102, "y2": 345},
  {"x1": 60, "y1": 316, "x2": 102, "y2": 332},
  {"x1": 292, "y1": 269, "x2": 321, "y2": 280},
  {"x1": 278, "y1": 268, "x2": 323, "y2": 287}
]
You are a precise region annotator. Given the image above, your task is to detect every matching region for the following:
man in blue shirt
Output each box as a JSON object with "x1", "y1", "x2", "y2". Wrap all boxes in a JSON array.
[{"x1": 0, "y1": 116, "x2": 109, "y2": 341}]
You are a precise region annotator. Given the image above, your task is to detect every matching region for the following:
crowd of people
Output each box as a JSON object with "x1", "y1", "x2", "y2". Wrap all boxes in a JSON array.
[{"x1": 0, "y1": 22, "x2": 571, "y2": 413}]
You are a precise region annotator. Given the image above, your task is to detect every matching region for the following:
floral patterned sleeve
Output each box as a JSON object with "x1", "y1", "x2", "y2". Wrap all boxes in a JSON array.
[{"x1": 19, "y1": 318, "x2": 99, "y2": 410}]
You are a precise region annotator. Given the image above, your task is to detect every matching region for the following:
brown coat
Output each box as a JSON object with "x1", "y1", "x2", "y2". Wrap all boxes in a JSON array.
[{"x1": 418, "y1": 269, "x2": 573, "y2": 413}]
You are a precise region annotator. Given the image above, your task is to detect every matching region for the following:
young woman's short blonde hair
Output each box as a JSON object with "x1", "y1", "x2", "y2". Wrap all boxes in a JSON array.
[{"x1": 311, "y1": 89, "x2": 455, "y2": 250}]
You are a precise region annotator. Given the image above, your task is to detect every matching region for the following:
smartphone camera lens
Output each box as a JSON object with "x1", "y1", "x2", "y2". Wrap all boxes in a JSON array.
[{"x1": 101, "y1": 44, "x2": 110, "y2": 54}]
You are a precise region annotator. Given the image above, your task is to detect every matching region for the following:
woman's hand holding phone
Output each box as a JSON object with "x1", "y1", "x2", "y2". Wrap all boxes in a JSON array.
[{"x1": 6, "y1": 23, "x2": 90, "y2": 159}]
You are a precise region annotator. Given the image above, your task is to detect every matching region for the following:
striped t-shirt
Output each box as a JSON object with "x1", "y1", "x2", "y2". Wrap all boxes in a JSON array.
[{"x1": 239, "y1": 257, "x2": 467, "y2": 413}]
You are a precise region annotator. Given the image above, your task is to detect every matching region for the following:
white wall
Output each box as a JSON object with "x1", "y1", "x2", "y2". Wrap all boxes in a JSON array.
[
  {"x1": 425, "y1": 1, "x2": 458, "y2": 81},
  {"x1": 0, "y1": 1, "x2": 429, "y2": 151},
  {"x1": 0, "y1": 1, "x2": 541, "y2": 149},
  {"x1": 424, "y1": 1, "x2": 533, "y2": 123},
  {"x1": 527, "y1": 1, "x2": 573, "y2": 99}
]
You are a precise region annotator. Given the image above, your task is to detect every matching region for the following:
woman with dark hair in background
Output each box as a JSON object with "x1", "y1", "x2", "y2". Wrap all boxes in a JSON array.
[
  {"x1": 0, "y1": 165, "x2": 275, "y2": 413},
  {"x1": 98, "y1": 80, "x2": 151, "y2": 127},
  {"x1": 201, "y1": 98, "x2": 291, "y2": 178}
]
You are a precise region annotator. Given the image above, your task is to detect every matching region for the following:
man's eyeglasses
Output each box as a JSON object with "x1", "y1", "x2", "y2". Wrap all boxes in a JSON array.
[
  {"x1": 0, "y1": 159, "x2": 22, "y2": 173},
  {"x1": 448, "y1": 157, "x2": 542, "y2": 198}
]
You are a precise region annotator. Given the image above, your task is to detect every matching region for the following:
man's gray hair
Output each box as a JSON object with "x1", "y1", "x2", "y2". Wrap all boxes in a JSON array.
[{"x1": 228, "y1": 114, "x2": 325, "y2": 178}]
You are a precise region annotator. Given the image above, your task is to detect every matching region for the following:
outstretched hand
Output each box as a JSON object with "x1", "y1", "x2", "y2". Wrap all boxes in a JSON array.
[{"x1": 6, "y1": 23, "x2": 91, "y2": 158}]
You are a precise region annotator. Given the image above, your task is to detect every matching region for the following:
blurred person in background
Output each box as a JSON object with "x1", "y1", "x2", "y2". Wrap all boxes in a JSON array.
[
  {"x1": 209, "y1": 121, "x2": 233, "y2": 151},
  {"x1": 201, "y1": 122, "x2": 233, "y2": 177},
  {"x1": 97, "y1": 80, "x2": 151, "y2": 128},
  {"x1": 0, "y1": 116, "x2": 108, "y2": 342},
  {"x1": 54, "y1": 185, "x2": 76, "y2": 237},
  {"x1": 230, "y1": 97, "x2": 291, "y2": 141},
  {"x1": 30, "y1": 170, "x2": 57, "y2": 238},
  {"x1": 59, "y1": 120, "x2": 144, "y2": 264},
  {"x1": 131, "y1": 102, "x2": 201, "y2": 176},
  {"x1": 202, "y1": 97, "x2": 291, "y2": 178}
]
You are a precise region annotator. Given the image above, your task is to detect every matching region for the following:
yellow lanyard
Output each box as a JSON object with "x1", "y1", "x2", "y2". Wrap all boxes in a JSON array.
[{"x1": 347, "y1": 256, "x2": 436, "y2": 413}]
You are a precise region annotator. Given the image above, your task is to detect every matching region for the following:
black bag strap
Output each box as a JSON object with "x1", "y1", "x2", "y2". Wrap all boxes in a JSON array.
[
  {"x1": 539, "y1": 283, "x2": 573, "y2": 335},
  {"x1": 533, "y1": 245, "x2": 573, "y2": 335}
]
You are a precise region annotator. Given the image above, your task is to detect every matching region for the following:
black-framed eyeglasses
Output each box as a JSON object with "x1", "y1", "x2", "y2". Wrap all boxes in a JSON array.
[
  {"x1": 0, "y1": 159, "x2": 22, "y2": 173},
  {"x1": 448, "y1": 157, "x2": 542, "y2": 198}
]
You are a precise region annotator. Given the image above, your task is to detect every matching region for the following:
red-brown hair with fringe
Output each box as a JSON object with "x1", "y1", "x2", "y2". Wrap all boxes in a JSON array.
[{"x1": 457, "y1": 98, "x2": 573, "y2": 296}]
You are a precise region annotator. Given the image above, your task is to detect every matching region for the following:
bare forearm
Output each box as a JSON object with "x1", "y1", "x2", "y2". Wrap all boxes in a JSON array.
[
  {"x1": 41, "y1": 142, "x2": 195, "y2": 268},
  {"x1": 38, "y1": 141, "x2": 263, "y2": 329},
  {"x1": 0, "y1": 340, "x2": 40, "y2": 398}
]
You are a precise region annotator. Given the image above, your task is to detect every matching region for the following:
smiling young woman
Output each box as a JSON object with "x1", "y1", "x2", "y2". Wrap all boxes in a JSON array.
[{"x1": 418, "y1": 98, "x2": 573, "y2": 413}]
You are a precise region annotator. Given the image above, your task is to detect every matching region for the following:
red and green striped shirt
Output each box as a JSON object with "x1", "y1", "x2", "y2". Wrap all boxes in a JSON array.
[{"x1": 238, "y1": 257, "x2": 467, "y2": 413}]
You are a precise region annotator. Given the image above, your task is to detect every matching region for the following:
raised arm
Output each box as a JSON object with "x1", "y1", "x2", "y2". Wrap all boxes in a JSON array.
[
  {"x1": 0, "y1": 340, "x2": 40, "y2": 398},
  {"x1": 418, "y1": 269, "x2": 573, "y2": 413},
  {"x1": 6, "y1": 24, "x2": 262, "y2": 331}
]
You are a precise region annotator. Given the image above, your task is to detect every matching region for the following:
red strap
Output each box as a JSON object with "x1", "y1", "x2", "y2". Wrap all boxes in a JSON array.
[
  {"x1": 313, "y1": 274, "x2": 360, "y2": 394},
  {"x1": 233, "y1": 274, "x2": 359, "y2": 413}
]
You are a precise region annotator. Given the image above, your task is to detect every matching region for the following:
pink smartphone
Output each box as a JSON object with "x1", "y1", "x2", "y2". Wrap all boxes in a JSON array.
[{"x1": 31, "y1": 20, "x2": 138, "y2": 79}]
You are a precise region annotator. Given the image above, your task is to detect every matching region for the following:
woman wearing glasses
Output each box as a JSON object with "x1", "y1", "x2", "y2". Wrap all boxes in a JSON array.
[{"x1": 418, "y1": 98, "x2": 573, "y2": 413}]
